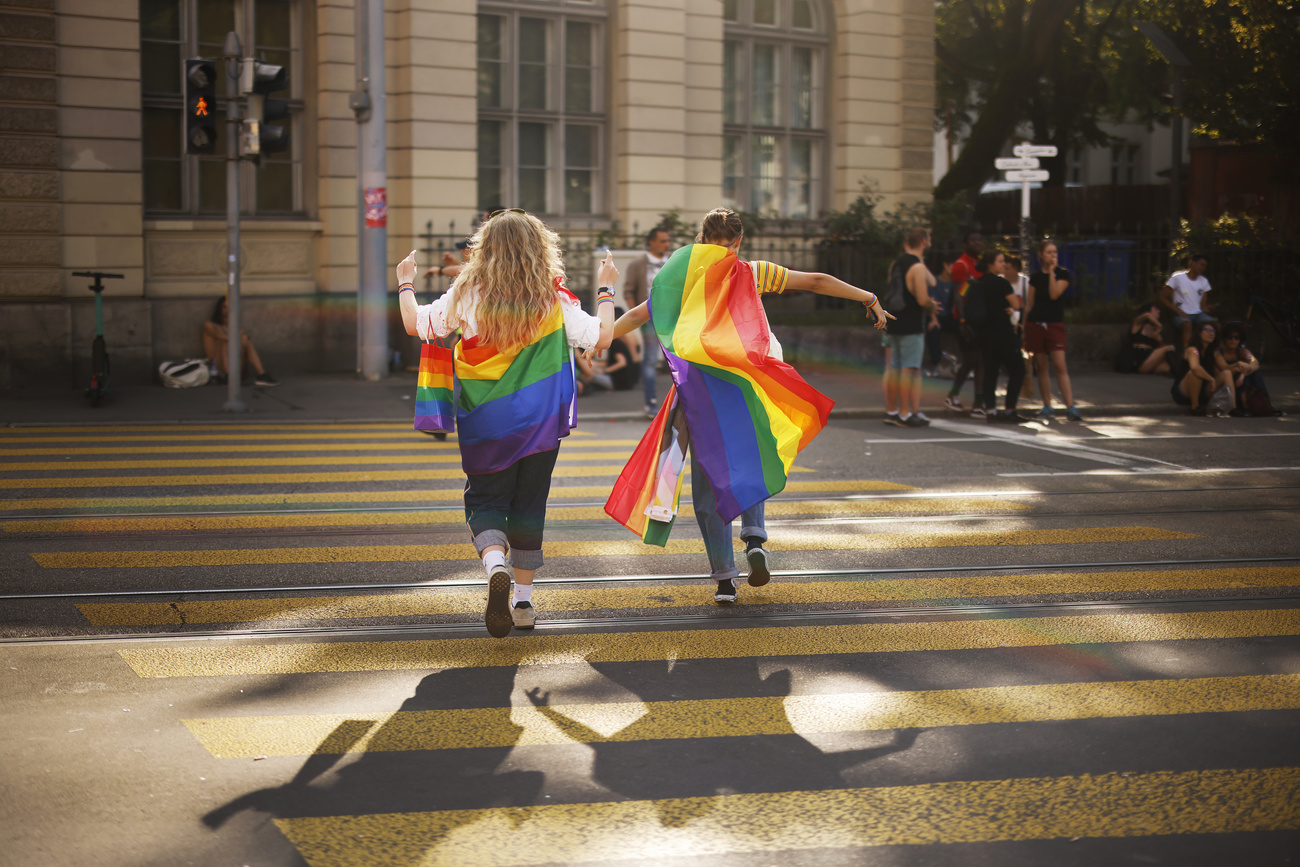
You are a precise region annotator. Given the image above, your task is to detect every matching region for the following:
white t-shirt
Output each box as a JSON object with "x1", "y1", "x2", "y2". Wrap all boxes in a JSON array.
[
  {"x1": 1168, "y1": 270, "x2": 1212, "y2": 315},
  {"x1": 1007, "y1": 272, "x2": 1028, "y2": 327},
  {"x1": 416, "y1": 281, "x2": 601, "y2": 350}
]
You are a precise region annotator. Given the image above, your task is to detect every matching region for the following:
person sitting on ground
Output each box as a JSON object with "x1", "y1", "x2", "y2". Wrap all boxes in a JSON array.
[
  {"x1": 1121, "y1": 304, "x2": 1176, "y2": 375},
  {"x1": 605, "y1": 333, "x2": 638, "y2": 391},
  {"x1": 1171, "y1": 320, "x2": 1233, "y2": 415},
  {"x1": 1216, "y1": 322, "x2": 1279, "y2": 416},
  {"x1": 202, "y1": 296, "x2": 278, "y2": 387},
  {"x1": 1158, "y1": 253, "x2": 1216, "y2": 349}
]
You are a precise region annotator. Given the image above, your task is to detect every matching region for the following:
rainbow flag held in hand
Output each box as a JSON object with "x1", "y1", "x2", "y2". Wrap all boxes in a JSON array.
[
  {"x1": 605, "y1": 244, "x2": 833, "y2": 535},
  {"x1": 455, "y1": 300, "x2": 576, "y2": 475},
  {"x1": 604, "y1": 386, "x2": 690, "y2": 545}
]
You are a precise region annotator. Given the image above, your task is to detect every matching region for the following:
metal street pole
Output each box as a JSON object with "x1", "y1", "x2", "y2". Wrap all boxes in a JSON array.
[
  {"x1": 352, "y1": 0, "x2": 388, "y2": 380},
  {"x1": 1134, "y1": 22, "x2": 1191, "y2": 234},
  {"x1": 222, "y1": 30, "x2": 246, "y2": 412}
]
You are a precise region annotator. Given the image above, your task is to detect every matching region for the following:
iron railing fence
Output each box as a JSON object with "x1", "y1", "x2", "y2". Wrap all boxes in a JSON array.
[{"x1": 414, "y1": 218, "x2": 1299, "y2": 323}]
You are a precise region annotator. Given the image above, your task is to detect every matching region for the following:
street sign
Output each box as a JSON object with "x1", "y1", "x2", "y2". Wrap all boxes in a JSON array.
[
  {"x1": 995, "y1": 157, "x2": 1040, "y2": 170},
  {"x1": 1005, "y1": 169, "x2": 1050, "y2": 182},
  {"x1": 1013, "y1": 144, "x2": 1058, "y2": 158}
]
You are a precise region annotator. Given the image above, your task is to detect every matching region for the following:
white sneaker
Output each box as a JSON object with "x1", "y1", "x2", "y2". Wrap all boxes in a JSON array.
[{"x1": 512, "y1": 602, "x2": 536, "y2": 629}]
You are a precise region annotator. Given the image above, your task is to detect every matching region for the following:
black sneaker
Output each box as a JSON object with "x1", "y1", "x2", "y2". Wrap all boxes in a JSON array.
[
  {"x1": 714, "y1": 579, "x2": 738, "y2": 604},
  {"x1": 745, "y1": 546, "x2": 771, "y2": 587},
  {"x1": 883, "y1": 412, "x2": 902, "y2": 426},
  {"x1": 485, "y1": 566, "x2": 514, "y2": 637},
  {"x1": 254, "y1": 373, "x2": 280, "y2": 387}
]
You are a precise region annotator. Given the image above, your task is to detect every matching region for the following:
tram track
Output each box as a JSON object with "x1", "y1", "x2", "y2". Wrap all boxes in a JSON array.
[{"x1": 4, "y1": 591, "x2": 1298, "y2": 646}]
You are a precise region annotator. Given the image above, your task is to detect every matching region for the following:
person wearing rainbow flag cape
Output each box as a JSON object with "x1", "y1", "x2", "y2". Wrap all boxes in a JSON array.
[
  {"x1": 606, "y1": 208, "x2": 893, "y2": 604},
  {"x1": 396, "y1": 210, "x2": 617, "y2": 637}
]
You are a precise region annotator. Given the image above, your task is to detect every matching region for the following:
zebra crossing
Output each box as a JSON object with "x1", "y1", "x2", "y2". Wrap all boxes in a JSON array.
[{"x1": 2, "y1": 422, "x2": 1298, "y2": 865}]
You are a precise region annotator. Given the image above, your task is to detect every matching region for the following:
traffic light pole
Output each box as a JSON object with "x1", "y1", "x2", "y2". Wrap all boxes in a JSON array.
[
  {"x1": 222, "y1": 31, "x2": 246, "y2": 412},
  {"x1": 353, "y1": 0, "x2": 388, "y2": 381}
]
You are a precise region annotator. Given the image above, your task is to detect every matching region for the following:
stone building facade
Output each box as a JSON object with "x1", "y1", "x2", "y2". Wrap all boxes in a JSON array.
[{"x1": 0, "y1": 0, "x2": 932, "y2": 388}]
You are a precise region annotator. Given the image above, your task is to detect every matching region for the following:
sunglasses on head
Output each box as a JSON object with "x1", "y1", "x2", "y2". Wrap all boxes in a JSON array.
[
  {"x1": 1201, "y1": 325, "x2": 1216, "y2": 333},
  {"x1": 489, "y1": 208, "x2": 526, "y2": 219}
]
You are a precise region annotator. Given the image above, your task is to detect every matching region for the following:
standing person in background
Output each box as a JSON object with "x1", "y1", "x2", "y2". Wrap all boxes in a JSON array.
[
  {"x1": 1158, "y1": 253, "x2": 1216, "y2": 350},
  {"x1": 946, "y1": 231, "x2": 985, "y2": 414},
  {"x1": 1025, "y1": 239, "x2": 1082, "y2": 421},
  {"x1": 924, "y1": 250, "x2": 957, "y2": 376},
  {"x1": 1003, "y1": 255, "x2": 1029, "y2": 329},
  {"x1": 623, "y1": 226, "x2": 673, "y2": 418},
  {"x1": 395, "y1": 210, "x2": 617, "y2": 638},
  {"x1": 883, "y1": 227, "x2": 938, "y2": 427},
  {"x1": 972, "y1": 251, "x2": 1027, "y2": 422}
]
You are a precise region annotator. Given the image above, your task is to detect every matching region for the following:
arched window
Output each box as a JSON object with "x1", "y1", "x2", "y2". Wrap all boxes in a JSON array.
[
  {"x1": 477, "y1": 0, "x2": 607, "y2": 217},
  {"x1": 722, "y1": 0, "x2": 827, "y2": 219}
]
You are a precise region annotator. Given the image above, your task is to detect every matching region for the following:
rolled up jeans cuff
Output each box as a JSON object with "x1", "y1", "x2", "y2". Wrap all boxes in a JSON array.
[
  {"x1": 709, "y1": 565, "x2": 741, "y2": 582},
  {"x1": 470, "y1": 529, "x2": 509, "y2": 558},
  {"x1": 509, "y1": 547, "x2": 544, "y2": 571},
  {"x1": 739, "y1": 524, "x2": 767, "y2": 546}
]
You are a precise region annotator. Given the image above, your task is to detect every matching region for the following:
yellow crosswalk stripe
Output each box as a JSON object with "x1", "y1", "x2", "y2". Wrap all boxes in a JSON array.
[
  {"x1": 0, "y1": 452, "x2": 641, "y2": 471},
  {"x1": 0, "y1": 480, "x2": 915, "y2": 512},
  {"x1": 273, "y1": 767, "x2": 1300, "y2": 863},
  {"x1": 0, "y1": 465, "x2": 710, "y2": 489},
  {"x1": 115, "y1": 607, "x2": 1297, "y2": 678},
  {"x1": 36, "y1": 526, "x2": 1195, "y2": 569},
  {"x1": 77, "y1": 566, "x2": 1300, "y2": 627},
  {"x1": 0, "y1": 439, "x2": 646, "y2": 455},
  {"x1": 8, "y1": 496, "x2": 1027, "y2": 534},
  {"x1": 183, "y1": 673, "x2": 1300, "y2": 758}
]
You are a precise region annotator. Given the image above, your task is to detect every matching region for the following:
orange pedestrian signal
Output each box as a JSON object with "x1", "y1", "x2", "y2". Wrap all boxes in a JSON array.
[{"x1": 194, "y1": 95, "x2": 210, "y2": 117}]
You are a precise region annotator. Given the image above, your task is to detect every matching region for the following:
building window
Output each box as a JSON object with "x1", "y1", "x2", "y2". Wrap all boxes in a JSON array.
[
  {"x1": 139, "y1": 0, "x2": 304, "y2": 216},
  {"x1": 723, "y1": 0, "x2": 826, "y2": 218},
  {"x1": 1111, "y1": 143, "x2": 1139, "y2": 186},
  {"x1": 477, "y1": 2, "x2": 607, "y2": 217}
]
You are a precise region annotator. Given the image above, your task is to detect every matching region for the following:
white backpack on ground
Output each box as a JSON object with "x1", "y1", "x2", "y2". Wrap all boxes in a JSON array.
[{"x1": 159, "y1": 359, "x2": 211, "y2": 388}]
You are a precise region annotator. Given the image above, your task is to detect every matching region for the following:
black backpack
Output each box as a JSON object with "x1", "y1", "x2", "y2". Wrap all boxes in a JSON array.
[
  {"x1": 882, "y1": 259, "x2": 908, "y2": 312},
  {"x1": 960, "y1": 277, "x2": 987, "y2": 328}
]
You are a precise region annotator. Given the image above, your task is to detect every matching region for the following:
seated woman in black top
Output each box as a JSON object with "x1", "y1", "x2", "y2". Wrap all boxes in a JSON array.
[
  {"x1": 973, "y1": 251, "x2": 1027, "y2": 422},
  {"x1": 1122, "y1": 304, "x2": 1175, "y2": 375},
  {"x1": 1216, "y1": 322, "x2": 1278, "y2": 415},
  {"x1": 1171, "y1": 320, "x2": 1233, "y2": 415}
]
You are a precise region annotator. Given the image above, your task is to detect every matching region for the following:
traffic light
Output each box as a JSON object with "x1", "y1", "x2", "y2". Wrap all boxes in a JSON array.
[
  {"x1": 239, "y1": 59, "x2": 290, "y2": 159},
  {"x1": 184, "y1": 59, "x2": 217, "y2": 154}
]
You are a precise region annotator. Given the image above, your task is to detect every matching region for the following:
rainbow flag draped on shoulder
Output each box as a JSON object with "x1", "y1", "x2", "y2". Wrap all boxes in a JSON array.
[
  {"x1": 455, "y1": 300, "x2": 576, "y2": 475},
  {"x1": 605, "y1": 243, "x2": 834, "y2": 542}
]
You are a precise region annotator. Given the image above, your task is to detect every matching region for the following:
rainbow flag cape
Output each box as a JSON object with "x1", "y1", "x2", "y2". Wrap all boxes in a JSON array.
[
  {"x1": 455, "y1": 300, "x2": 576, "y2": 475},
  {"x1": 605, "y1": 244, "x2": 834, "y2": 541}
]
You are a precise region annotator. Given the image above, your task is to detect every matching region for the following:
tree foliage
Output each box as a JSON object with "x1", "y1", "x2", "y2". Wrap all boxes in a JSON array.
[{"x1": 935, "y1": 0, "x2": 1300, "y2": 199}]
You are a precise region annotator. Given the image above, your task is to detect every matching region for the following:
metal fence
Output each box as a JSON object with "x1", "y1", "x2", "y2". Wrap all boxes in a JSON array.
[{"x1": 414, "y1": 217, "x2": 1300, "y2": 323}]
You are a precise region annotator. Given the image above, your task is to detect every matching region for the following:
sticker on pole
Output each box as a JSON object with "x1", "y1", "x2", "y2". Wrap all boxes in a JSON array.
[{"x1": 364, "y1": 187, "x2": 387, "y2": 228}]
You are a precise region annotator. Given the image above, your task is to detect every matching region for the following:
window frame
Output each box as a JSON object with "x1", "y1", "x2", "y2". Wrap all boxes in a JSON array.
[
  {"x1": 139, "y1": 0, "x2": 306, "y2": 218},
  {"x1": 477, "y1": 0, "x2": 608, "y2": 220},
  {"x1": 723, "y1": 0, "x2": 828, "y2": 220}
]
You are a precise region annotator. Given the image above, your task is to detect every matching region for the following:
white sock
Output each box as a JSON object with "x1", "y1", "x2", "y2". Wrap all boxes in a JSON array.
[
  {"x1": 482, "y1": 550, "x2": 507, "y2": 576},
  {"x1": 513, "y1": 583, "x2": 532, "y2": 605}
]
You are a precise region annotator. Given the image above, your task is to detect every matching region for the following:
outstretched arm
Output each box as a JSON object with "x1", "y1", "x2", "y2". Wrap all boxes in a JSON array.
[
  {"x1": 613, "y1": 301, "x2": 650, "y2": 340},
  {"x1": 784, "y1": 269, "x2": 894, "y2": 330}
]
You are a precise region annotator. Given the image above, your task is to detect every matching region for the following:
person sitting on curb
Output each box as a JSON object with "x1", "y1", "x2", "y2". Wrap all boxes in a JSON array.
[
  {"x1": 1171, "y1": 320, "x2": 1233, "y2": 416},
  {"x1": 202, "y1": 296, "x2": 278, "y2": 387},
  {"x1": 1118, "y1": 304, "x2": 1176, "y2": 376}
]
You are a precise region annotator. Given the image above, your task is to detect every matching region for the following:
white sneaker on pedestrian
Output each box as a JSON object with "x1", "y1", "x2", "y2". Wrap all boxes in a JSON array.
[
  {"x1": 511, "y1": 601, "x2": 536, "y2": 629},
  {"x1": 970, "y1": 406, "x2": 987, "y2": 418}
]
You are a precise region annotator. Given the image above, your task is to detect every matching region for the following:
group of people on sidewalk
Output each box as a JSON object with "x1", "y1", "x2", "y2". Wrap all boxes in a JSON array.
[
  {"x1": 394, "y1": 207, "x2": 892, "y2": 638},
  {"x1": 1136, "y1": 253, "x2": 1280, "y2": 417},
  {"x1": 889, "y1": 229, "x2": 1083, "y2": 425}
]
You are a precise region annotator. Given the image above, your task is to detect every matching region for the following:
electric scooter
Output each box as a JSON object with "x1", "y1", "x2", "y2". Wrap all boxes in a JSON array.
[{"x1": 72, "y1": 271, "x2": 124, "y2": 407}]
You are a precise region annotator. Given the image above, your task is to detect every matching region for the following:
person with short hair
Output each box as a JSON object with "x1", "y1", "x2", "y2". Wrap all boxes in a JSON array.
[
  {"x1": 623, "y1": 225, "x2": 673, "y2": 417},
  {"x1": 1025, "y1": 239, "x2": 1081, "y2": 421},
  {"x1": 883, "y1": 227, "x2": 939, "y2": 428},
  {"x1": 1159, "y1": 253, "x2": 1216, "y2": 350},
  {"x1": 611, "y1": 207, "x2": 892, "y2": 605}
]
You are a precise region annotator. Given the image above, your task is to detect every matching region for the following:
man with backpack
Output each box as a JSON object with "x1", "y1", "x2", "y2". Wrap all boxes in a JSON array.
[{"x1": 882, "y1": 227, "x2": 939, "y2": 427}]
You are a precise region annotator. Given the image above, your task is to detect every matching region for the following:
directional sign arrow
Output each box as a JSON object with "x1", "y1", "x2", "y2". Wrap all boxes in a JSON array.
[
  {"x1": 1005, "y1": 169, "x2": 1050, "y2": 182},
  {"x1": 1013, "y1": 144, "x2": 1058, "y2": 158},
  {"x1": 995, "y1": 157, "x2": 1040, "y2": 170}
]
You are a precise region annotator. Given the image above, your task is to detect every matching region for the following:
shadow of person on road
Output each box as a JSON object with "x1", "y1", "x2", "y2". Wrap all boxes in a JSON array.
[
  {"x1": 525, "y1": 658, "x2": 917, "y2": 828},
  {"x1": 203, "y1": 664, "x2": 542, "y2": 830}
]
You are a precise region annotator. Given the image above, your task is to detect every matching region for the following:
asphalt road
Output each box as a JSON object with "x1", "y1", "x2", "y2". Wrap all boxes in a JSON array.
[{"x1": 2, "y1": 412, "x2": 1298, "y2": 866}]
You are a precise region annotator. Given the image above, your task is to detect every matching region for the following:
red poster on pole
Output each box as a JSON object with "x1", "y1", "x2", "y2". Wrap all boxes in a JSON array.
[{"x1": 364, "y1": 187, "x2": 387, "y2": 228}]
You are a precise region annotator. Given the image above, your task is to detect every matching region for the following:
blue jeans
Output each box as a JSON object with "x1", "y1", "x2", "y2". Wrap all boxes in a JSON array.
[
  {"x1": 640, "y1": 322, "x2": 659, "y2": 406},
  {"x1": 690, "y1": 449, "x2": 767, "y2": 581}
]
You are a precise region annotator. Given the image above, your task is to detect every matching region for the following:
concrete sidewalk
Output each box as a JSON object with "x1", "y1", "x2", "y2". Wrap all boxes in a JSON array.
[{"x1": 2, "y1": 365, "x2": 1296, "y2": 427}]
